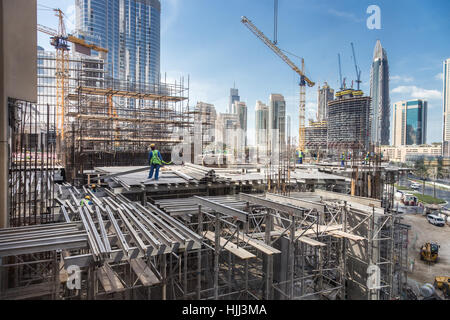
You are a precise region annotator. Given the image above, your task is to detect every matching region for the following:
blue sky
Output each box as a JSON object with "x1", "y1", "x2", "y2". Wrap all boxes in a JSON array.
[{"x1": 37, "y1": 0, "x2": 450, "y2": 145}]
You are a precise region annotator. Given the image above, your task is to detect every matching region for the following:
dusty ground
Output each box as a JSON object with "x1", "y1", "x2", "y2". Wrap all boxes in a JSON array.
[{"x1": 401, "y1": 214, "x2": 450, "y2": 285}]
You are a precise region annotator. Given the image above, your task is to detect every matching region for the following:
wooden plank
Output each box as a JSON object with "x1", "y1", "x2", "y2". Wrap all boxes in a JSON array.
[
  {"x1": 272, "y1": 226, "x2": 326, "y2": 247},
  {"x1": 298, "y1": 224, "x2": 343, "y2": 237},
  {"x1": 297, "y1": 236, "x2": 326, "y2": 247},
  {"x1": 97, "y1": 267, "x2": 113, "y2": 293},
  {"x1": 129, "y1": 258, "x2": 160, "y2": 286},
  {"x1": 328, "y1": 230, "x2": 365, "y2": 241},
  {"x1": 223, "y1": 229, "x2": 281, "y2": 255},
  {"x1": 97, "y1": 263, "x2": 124, "y2": 293},
  {"x1": 314, "y1": 189, "x2": 382, "y2": 208},
  {"x1": 204, "y1": 231, "x2": 256, "y2": 260}
]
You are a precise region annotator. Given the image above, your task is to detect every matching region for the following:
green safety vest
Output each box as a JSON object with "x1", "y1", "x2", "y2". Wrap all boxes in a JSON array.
[{"x1": 150, "y1": 150, "x2": 162, "y2": 165}]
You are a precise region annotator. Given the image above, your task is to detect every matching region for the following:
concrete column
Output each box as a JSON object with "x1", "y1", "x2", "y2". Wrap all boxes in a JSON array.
[
  {"x1": 0, "y1": 0, "x2": 6, "y2": 229},
  {"x1": 0, "y1": 0, "x2": 37, "y2": 228}
]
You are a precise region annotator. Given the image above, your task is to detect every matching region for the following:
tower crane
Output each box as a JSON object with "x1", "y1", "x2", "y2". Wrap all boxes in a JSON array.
[
  {"x1": 241, "y1": 16, "x2": 315, "y2": 154},
  {"x1": 37, "y1": 8, "x2": 108, "y2": 139}
]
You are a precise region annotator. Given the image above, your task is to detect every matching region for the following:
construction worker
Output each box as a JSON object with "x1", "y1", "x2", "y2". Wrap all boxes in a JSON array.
[
  {"x1": 341, "y1": 152, "x2": 346, "y2": 167},
  {"x1": 80, "y1": 196, "x2": 92, "y2": 207},
  {"x1": 298, "y1": 150, "x2": 303, "y2": 164},
  {"x1": 148, "y1": 144, "x2": 164, "y2": 181},
  {"x1": 364, "y1": 152, "x2": 370, "y2": 165}
]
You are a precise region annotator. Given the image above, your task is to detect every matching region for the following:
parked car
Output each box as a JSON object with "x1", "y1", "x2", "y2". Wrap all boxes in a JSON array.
[
  {"x1": 410, "y1": 183, "x2": 421, "y2": 190},
  {"x1": 401, "y1": 193, "x2": 418, "y2": 206},
  {"x1": 427, "y1": 214, "x2": 446, "y2": 227}
]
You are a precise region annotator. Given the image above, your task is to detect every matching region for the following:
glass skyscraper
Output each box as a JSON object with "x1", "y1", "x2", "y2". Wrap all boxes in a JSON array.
[
  {"x1": 75, "y1": 0, "x2": 161, "y2": 85},
  {"x1": 393, "y1": 100, "x2": 427, "y2": 146},
  {"x1": 229, "y1": 88, "x2": 240, "y2": 114},
  {"x1": 370, "y1": 40, "x2": 390, "y2": 146}
]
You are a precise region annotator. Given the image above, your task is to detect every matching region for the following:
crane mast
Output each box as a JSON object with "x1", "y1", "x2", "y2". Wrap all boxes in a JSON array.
[
  {"x1": 351, "y1": 42, "x2": 362, "y2": 91},
  {"x1": 338, "y1": 54, "x2": 343, "y2": 90},
  {"x1": 241, "y1": 16, "x2": 314, "y2": 153}
]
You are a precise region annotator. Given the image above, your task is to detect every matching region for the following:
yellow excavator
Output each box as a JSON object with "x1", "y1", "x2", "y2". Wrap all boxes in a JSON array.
[
  {"x1": 420, "y1": 242, "x2": 439, "y2": 263},
  {"x1": 434, "y1": 277, "x2": 450, "y2": 299}
]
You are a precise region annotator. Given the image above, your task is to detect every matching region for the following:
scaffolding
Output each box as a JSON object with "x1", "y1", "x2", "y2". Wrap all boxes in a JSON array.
[
  {"x1": 327, "y1": 93, "x2": 371, "y2": 157},
  {"x1": 64, "y1": 69, "x2": 192, "y2": 183}
]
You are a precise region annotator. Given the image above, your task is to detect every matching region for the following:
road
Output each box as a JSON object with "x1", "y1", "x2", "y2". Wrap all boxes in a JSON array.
[{"x1": 398, "y1": 176, "x2": 450, "y2": 207}]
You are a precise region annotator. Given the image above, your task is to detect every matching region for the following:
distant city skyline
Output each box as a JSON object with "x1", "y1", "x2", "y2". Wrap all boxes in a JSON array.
[{"x1": 37, "y1": 0, "x2": 450, "y2": 145}]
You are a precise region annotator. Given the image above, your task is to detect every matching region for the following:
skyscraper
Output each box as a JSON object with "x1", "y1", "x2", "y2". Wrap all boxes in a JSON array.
[
  {"x1": 75, "y1": 0, "x2": 161, "y2": 84},
  {"x1": 229, "y1": 87, "x2": 240, "y2": 114},
  {"x1": 370, "y1": 40, "x2": 390, "y2": 146},
  {"x1": 443, "y1": 58, "x2": 450, "y2": 157},
  {"x1": 234, "y1": 101, "x2": 248, "y2": 147},
  {"x1": 393, "y1": 100, "x2": 427, "y2": 146},
  {"x1": 269, "y1": 94, "x2": 286, "y2": 150},
  {"x1": 317, "y1": 82, "x2": 334, "y2": 121},
  {"x1": 255, "y1": 101, "x2": 269, "y2": 147}
]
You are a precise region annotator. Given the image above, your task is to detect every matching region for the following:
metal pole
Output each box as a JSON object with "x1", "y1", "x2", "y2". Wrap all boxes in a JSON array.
[
  {"x1": 162, "y1": 254, "x2": 167, "y2": 300},
  {"x1": 197, "y1": 205, "x2": 202, "y2": 299},
  {"x1": 289, "y1": 214, "x2": 295, "y2": 299},
  {"x1": 214, "y1": 211, "x2": 220, "y2": 300},
  {"x1": 265, "y1": 210, "x2": 273, "y2": 300},
  {"x1": 184, "y1": 250, "x2": 188, "y2": 300}
]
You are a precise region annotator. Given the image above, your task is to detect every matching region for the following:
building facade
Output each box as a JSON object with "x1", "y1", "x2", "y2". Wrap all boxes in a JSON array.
[
  {"x1": 215, "y1": 113, "x2": 242, "y2": 158},
  {"x1": 327, "y1": 91, "x2": 371, "y2": 153},
  {"x1": 75, "y1": 0, "x2": 161, "y2": 84},
  {"x1": 317, "y1": 82, "x2": 334, "y2": 121},
  {"x1": 269, "y1": 94, "x2": 286, "y2": 150},
  {"x1": 255, "y1": 100, "x2": 268, "y2": 148},
  {"x1": 194, "y1": 102, "x2": 217, "y2": 154},
  {"x1": 370, "y1": 40, "x2": 390, "y2": 146},
  {"x1": 393, "y1": 100, "x2": 427, "y2": 147},
  {"x1": 228, "y1": 87, "x2": 240, "y2": 114},
  {"x1": 380, "y1": 145, "x2": 442, "y2": 163},
  {"x1": 234, "y1": 101, "x2": 247, "y2": 148},
  {"x1": 443, "y1": 58, "x2": 450, "y2": 157}
]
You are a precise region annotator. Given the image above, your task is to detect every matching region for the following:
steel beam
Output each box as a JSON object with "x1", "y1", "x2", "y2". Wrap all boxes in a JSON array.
[{"x1": 193, "y1": 196, "x2": 248, "y2": 222}]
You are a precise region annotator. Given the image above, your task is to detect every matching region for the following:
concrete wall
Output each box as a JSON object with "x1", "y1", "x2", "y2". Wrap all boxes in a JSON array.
[{"x1": 0, "y1": 0, "x2": 37, "y2": 228}]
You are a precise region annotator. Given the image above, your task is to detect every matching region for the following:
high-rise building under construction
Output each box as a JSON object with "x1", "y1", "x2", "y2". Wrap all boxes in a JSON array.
[
  {"x1": 370, "y1": 40, "x2": 390, "y2": 146},
  {"x1": 327, "y1": 90, "x2": 371, "y2": 153}
]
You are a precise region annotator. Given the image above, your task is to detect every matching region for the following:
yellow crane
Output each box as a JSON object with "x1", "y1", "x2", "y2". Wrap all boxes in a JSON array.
[
  {"x1": 37, "y1": 8, "x2": 108, "y2": 139},
  {"x1": 241, "y1": 16, "x2": 315, "y2": 154}
]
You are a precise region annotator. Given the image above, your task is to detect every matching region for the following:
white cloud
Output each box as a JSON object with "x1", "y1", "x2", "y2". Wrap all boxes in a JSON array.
[
  {"x1": 391, "y1": 86, "x2": 442, "y2": 100},
  {"x1": 390, "y1": 75, "x2": 414, "y2": 83},
  {"x1": 435, "y1": 73, "x2": 444, "y2": 81}
]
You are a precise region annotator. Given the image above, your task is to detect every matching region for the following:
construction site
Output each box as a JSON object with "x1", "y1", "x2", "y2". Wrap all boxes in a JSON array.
[{"x1": 0, "y1": 0, "x2": 448, "y2": 302}]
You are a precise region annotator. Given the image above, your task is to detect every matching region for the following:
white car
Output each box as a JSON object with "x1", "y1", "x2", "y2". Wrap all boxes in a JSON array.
[
  {"x1": 427, "y1": 214, "x2": 446, "y2": 227},
  {"x1": 410, "y1": 183, "x2": 421, "y2": 190}
]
